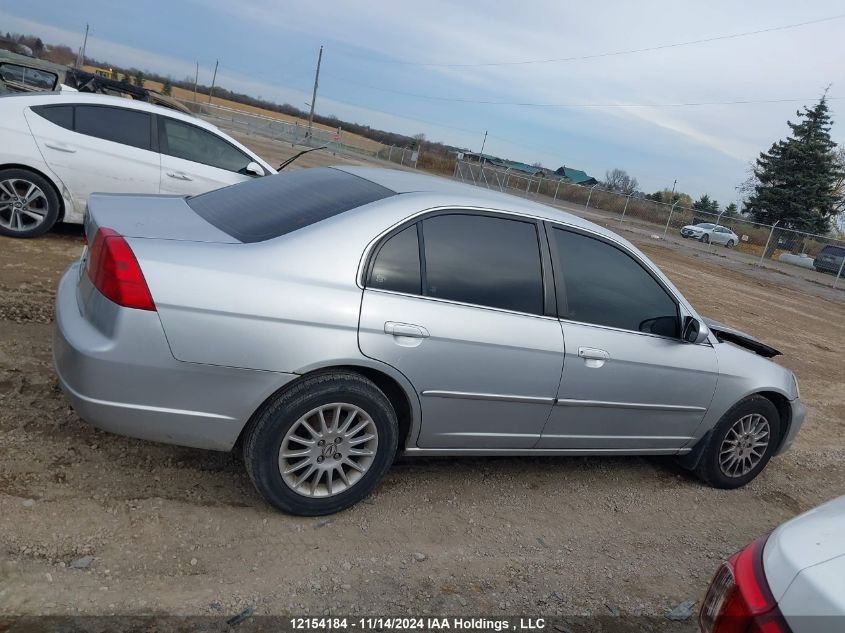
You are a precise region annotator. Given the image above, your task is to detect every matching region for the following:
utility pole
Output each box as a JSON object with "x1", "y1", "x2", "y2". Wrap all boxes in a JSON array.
[
  {"x1": 192, "y1": 61, "x2": 199, "y2": 102},
  {"x1": 307, "y1": 46, "x2": 323, "y2": 139},
  {"x1": 669, "y1": 178, "x2": 677, "y2": 204},
  {"x1": 479, "y1": 130, "x2": 488, "y2": 169},
  {"x1": 207, "y1": 59, "x2": 218, "y2": 104},
  {"x1": 75, "y1": 23, "x2": 89, "y2": 69}
]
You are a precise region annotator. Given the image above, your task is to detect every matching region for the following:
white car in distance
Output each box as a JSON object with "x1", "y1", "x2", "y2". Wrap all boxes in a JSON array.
[
  {"x1": 680, "y1": 222, "x2": 739, "y2": 247},
  {"x1": 0, "y1": 92, "x2": 275, "y2": 237}
]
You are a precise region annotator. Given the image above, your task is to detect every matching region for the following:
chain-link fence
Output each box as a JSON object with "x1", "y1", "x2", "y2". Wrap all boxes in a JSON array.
[
  {"x1": 453, "y1": 159, "x2": 845, "y2": 289},
  {"x1": 177, "y1": 99, "x2": 382, "y2": 160}
]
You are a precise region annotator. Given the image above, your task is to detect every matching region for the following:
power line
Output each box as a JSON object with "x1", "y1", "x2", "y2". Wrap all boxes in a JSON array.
[
  {"x1": 322, "y1": 74, "x2": 841, "y2": 108},
  {"x1": 345, "y1": 13, "x2": 845, "y2": 68}
]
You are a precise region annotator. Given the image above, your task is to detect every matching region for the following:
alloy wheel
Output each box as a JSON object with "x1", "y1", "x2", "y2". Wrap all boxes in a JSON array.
[
  {"x1": 278, "y1": 403, "x2": 379, "y2": 497},
  {"x1": 0, "y1": 178, "x2": 49, "y2": 233},
  {"x1": 719, "y1": 413, "x2": 770, "y2": 478}
]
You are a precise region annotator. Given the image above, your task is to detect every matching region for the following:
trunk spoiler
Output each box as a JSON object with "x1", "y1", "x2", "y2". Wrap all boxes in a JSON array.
[{"x1": 703, "y1": 318, "x2": 781, "y2": 358}]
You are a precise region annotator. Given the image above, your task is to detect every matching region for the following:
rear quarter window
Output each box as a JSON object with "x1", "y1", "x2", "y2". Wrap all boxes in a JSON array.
[
  {"x1": 31, "y1": 104, "x2": 74, "y2": 130},
  {"x1": 187, "y1": 167, "x2": 396, "y2": 243}
]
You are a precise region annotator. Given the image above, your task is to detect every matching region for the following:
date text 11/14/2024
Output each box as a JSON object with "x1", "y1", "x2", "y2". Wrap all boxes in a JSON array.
[{"x1": 290, "y1": 617, "x2": 547, "y2": 631}]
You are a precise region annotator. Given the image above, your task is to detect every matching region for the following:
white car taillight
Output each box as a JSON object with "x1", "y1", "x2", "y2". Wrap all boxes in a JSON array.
[{"x1": 699, "y1": 535, "x2": 791, "y2": 633}]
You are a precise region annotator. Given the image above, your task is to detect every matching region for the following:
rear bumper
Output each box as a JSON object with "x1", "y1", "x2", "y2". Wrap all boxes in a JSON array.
[
  {"x1": 776, "y1": 399, "x2": 807, "y2": 455},
  {"x1": 52, "y1": 263, "x2": 296, "y2": 451}
]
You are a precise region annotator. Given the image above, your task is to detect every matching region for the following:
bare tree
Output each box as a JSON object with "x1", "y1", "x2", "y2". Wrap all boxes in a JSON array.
[
  {"x1": 603, "y1": 168, "x2": 639, "y2": 195},
  {"x1": 834, "y1": 145, "x2": 845, "y2": 214}
]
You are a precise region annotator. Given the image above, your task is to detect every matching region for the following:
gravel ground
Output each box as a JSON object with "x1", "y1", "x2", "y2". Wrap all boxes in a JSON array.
[{"x1": 1, "y1": 138, "x2": 843, "y2": 628}]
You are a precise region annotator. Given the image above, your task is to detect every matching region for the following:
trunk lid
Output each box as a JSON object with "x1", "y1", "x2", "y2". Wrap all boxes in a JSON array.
[{"x1": 85, "y1": 193, "x2": 240, "y2": 244}]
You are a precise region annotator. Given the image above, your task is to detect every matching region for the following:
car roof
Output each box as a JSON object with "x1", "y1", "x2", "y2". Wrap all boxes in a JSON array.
[
  {"x1": 0, "y1": 90, "x2": 218, "y2": 133},
  {"x1": 332, "y1": 165, "x2": 616, "y2": 238}
]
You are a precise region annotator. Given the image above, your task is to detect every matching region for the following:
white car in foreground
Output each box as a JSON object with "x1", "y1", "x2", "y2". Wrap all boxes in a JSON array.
[
  {"x1": 680, "y1": 222, "x2": 739, "y2": 247},
  {"x1": 0, "y1": 92, "x2": 275, "y2": 237},
  {"x1": 699, "y1": 495, "x2": 845, "y2": 632}
]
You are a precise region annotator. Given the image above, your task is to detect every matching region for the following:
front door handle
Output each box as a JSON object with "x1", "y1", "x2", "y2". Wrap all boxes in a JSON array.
[
  {"x1": 384, "y1": 321, "x2": 429, "y2": 338},
  {"x1": 166, "y1": 172, "x2": 193, "y2": 181},
  {"x1": 578, "y1": 347, "x2": 609, "y2": 368},
  {"x1": 44, "y1": 142, "x2": 76, "y2": 153}
]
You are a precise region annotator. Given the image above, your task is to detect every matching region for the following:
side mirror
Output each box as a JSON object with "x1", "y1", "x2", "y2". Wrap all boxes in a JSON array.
[
  {"x1": 683, "y1": 317, "x2": 709, "y2": 344},
  {"x1": 245, "y1": 161, "x2": 264, "y2": 177}
]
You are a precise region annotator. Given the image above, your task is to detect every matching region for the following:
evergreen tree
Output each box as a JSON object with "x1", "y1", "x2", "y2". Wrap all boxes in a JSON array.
[
  {"x1": 693, "y1": 194, "x2": 720, "y2": 215},
  {"x1": 746, "y1": 95, "x2": 842, "y2": 233},
  {"x1": 162, "y1": 79, "x2": 172, "y2": 96},
  {"x1": 723, "y1": 202, "x2": 740, "y2": 218},
  {"x1": 133, "y1": 70, "x2": 145, "y2": 88}
]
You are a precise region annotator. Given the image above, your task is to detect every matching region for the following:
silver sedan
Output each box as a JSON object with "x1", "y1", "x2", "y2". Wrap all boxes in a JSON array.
[
  {"x1": 680, "y1": 222, "x2": 739, "y2": 247},
  {"x1": 53, "y1": 167, "x2": 805, "y2": 515}
]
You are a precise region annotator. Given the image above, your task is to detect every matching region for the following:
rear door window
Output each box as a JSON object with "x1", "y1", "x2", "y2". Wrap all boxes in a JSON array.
[
  {"x1": 74, "y1": 105, "x2": 152, "y2": 151},
  {"x1": 159, "y1": 117, "x2": 256, "y2": 174},
  {"x1": 421, "y1": 213, "x2": 544, "y2": 315}
]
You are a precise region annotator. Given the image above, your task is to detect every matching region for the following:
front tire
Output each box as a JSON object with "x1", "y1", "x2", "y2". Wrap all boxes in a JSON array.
[
  {"x1": 243, "y1": 371, "x2": 399, "y2": 515},
  {"x1": 0, "y1": 168, "x2": 60, "y2": 238},
  {"x1": 694, "y1": 395, "x2": 781, "y2": 489},
  {"x1": 701, "y1": 234, "x2": 710, "y2": 244}
]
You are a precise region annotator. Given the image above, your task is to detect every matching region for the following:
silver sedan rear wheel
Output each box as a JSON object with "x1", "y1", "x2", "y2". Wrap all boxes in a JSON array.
[
  {"x1": 0, "y1": 178, "x2": 49, "y2": 232},
  {"x1": 278, "y1": 403, "x2": 379, "y2": 498},
  {"x1": 719, "y1": 413, "x2": 770, "y2": 478}
]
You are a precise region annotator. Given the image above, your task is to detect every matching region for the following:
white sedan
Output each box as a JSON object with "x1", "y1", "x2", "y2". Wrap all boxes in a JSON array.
[
  {"x1": 0, "y1": 92, "x2": 275, "y2": 237},
  {"x1": 680, "y1": 222, "x2": 739, "y2": 247},
  {"x1": 699, "y1": 495, "x2": 845, "y2": 632}
]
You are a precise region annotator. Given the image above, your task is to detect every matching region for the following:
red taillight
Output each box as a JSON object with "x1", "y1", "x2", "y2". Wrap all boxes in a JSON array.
[
  {"x1": 699, "y1": 535, "x2": 791, "y2": 633},
  {"x1": 86, "y1": 227, "x2": 156, "y2": 311}
]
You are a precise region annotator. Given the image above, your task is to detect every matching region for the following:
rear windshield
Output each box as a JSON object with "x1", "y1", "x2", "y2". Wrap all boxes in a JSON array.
[{"x1": 187, "y1": 167, "x2": 396, "y2": 243}]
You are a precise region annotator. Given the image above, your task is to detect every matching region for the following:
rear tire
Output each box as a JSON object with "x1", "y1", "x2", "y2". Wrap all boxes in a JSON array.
[
  {"x1": 243, "y1": 371, "x2": 399, "y2": 515},
  {"x1": 693, "y1": 395, "x2": 781, "y2": 489},
  {"x1": 0, "y1": 168, "x2": 60, "y2": 238},
  {"x1": 726, "y1": 239, "x2": 736, "y2": 248}
]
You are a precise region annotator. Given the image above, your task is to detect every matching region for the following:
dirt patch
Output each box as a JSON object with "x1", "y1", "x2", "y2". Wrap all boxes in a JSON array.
[{"x1": 1, "y1": 156, "x2": 843, "y2": 621}]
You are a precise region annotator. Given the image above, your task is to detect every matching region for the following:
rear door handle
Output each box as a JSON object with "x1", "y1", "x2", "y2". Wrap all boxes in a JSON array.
[
  {"x1": 166, "y1": 172, "x2": 193, "y2": 181},
  {"x1": 44, "y1": 142, "x2": 76, "y2": 153},
  {"x1": 384, "y1": 321, "x2": 429, "y2": 338}
]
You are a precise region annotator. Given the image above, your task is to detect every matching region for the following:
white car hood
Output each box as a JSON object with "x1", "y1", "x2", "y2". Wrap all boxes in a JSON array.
[{"x1": 764, "y1": 495, "x2": 845, "y2": 602}]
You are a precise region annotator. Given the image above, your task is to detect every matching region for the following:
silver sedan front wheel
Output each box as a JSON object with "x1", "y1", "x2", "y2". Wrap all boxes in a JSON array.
[
  {"x1": 719, "y1": 413, "x2": 770, "y2": 478},
  {"x1": 279, "y1": 403, "x2": 379, "y2": 498}
]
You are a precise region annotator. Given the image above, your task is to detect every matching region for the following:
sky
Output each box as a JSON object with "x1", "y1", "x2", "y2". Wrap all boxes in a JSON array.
[{"x1": 2, "y1": 0, "x2": 844, "y2": 204}]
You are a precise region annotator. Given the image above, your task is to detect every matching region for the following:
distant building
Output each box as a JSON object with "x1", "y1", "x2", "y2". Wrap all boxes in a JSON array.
[
  {"x1": 461, "y1": 152, "x2": 544, "y2": 176},
  {"x1": 554, "y1": 166, "x2": 598, "y2": 186},
  {"x1": 459, "y1": 151, "x2": 597, "y2": 185}
]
